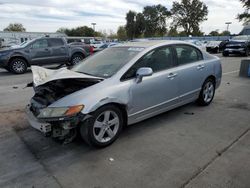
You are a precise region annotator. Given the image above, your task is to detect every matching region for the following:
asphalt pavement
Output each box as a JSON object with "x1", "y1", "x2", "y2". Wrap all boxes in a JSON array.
[{"x1": 0, "y1": 54, "x2": 250, "y2": 188}]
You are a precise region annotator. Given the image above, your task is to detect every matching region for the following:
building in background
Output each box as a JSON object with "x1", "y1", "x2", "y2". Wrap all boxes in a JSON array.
[{"x1": 0, "y1": 31, "x2": 66, "y2": 47}]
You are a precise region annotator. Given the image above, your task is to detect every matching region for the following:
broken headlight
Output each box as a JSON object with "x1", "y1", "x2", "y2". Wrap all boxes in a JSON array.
[{"x1": 37, "y1": 105, "x2": 84, "y2": 118}]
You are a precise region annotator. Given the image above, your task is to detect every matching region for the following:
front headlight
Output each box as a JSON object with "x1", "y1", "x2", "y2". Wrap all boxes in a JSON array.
[{"x1": 38, "y1": 105, "x2": 84, "y2": 118}]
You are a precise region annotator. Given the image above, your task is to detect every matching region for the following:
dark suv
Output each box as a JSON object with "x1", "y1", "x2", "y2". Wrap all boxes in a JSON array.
[
  {"x1": 0, "y1": 37, "x2": 93, "y2": 74},
  {"x1": 222, "y1": 35, "x2": 250, "y2": 57}
]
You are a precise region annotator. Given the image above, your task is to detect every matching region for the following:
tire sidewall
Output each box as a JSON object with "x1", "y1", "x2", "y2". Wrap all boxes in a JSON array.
[
  {"x1": 80, "y1": 105, "x2": 124, "y2": 147},
  {"x1": 198, "y1": 78, "x2": 215, "y2": 106},
  {"x1": 9, "y1": 58, "x2": 27, "y2": 74},
  {"x1": 71, "y1": 54, "x2": 84, "y2": 65}
]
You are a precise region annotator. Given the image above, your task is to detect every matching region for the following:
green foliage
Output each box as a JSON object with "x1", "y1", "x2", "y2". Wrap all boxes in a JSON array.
[
  {"x1": 125, "y1": 4, "x2": 171, "y2": 39},
  {"x1": 171, "y1": 0, "x2": 208, "y2": 36},
  {"x1": 4, "y1": 23, "x2": 26, "y2": 32},
  {"x1": 125, "y1": 10, "x2": 137, "y2": 39},
  {"x1": 238, "y1": 0, "x2": 250, "y2": 24},
  {"x1": 143, "y1": 4, "x2": 171, "y2": 37},
  {"x1": 117, "y1": 26, "x2": 127, "y2": 41},
  {"x1": 57, "y1": 26, "x2": 96, "y2": 37},
  {"x1": 220, "y1": 30, "x2": 231, "y2": 36},
  {"x1": 209, "y1": 30, "x2": 220, "y2": 36}
]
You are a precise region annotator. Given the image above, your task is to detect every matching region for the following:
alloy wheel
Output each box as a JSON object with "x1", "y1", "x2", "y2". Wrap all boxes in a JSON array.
[
  {"x1": 93, "y1": 110, "x2": 120, "y2": 143},
  {"x1": 203, "y1": 81, "x2": 214, "y2": 103}
]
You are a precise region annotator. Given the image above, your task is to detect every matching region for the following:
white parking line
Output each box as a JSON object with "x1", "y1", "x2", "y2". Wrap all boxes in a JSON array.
[{"x1": 222, "y1": 70, "x2": 239, "y2": 75}]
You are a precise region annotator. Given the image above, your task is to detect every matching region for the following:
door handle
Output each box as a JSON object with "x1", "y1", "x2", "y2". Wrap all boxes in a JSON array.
[
  {"x1": 44, "y1": 48, "x2": 49, "y2": 51},
  {"x1": 197, "y1": 65, "x2": 205, "y2": 70},
  {"x1": 168, "y1": 73, "x2": 178, "y2": 79}
]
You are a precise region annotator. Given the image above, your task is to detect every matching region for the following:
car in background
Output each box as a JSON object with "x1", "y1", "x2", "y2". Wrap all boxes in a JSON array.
[
  {"x1": 91, "y1": 41, "x2": 104, "y2": 48},
  {"x1": 26, "y1": 40, "x2": 222, "y2": 147},
  {"x1": 222, "y1": 35, "x2": 250, "y2": 57},
  {"x1": 0, "y1": 37, "x2": 93, "y2": 74},
  {"x1": 185, "y1": 40, "x2": 206, "y2": 51},
  {"x1": 93, "y1": 42, "x2": 118, "y2": 52},
  {"x1": 206, "y1": 41, "x2": 222, "y2": 53}
]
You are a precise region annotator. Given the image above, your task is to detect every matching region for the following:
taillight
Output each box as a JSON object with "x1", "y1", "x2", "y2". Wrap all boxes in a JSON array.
[{"x1": 90, "y1": 46, "x2": 94, "y2": 55}]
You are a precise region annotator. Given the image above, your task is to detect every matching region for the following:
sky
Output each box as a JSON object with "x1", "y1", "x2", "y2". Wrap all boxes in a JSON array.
[{"x1": 0, "y1": 0, "x2": 246, "y2": 35}]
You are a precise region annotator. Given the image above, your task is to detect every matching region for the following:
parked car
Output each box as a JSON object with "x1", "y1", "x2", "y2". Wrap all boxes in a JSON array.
[
  {"x1": 26, "y1": 40, "x2": 222, "y2": 147},
  {"x1": 93, "y1": 42, "x2": 118, "y2": 53},
  {"x1": 206, "y1": 41, "x2": 222, "y2": 53},
  {"x1": 185, "y1": 40, "x2": 206, "y2": 51},
  {"x1": 91, "y1": 41, "x2": 104, "y2": 48},
  {"x1": 0, "y1": 37, "x2": 93, "y2": 74},
  {"x1": 222, "y1": 35, "x2": 250, "y2": 57}
]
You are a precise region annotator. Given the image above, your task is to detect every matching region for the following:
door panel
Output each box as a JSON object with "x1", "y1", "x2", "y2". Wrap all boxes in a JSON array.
[
  {"x1": 122, "y1": 45, "x2": 179, "y2": 120},
  {"x1": 49, "y1": 38, "x2": 68, "y2": 63},
  {"x1": 128, "y1": 69, "x2": 179, "y2": 120},
  {"x1": 174, "y1": 45, "x2": 206, "y2": 101},
  {"x1": 30, "y1": 39, "x2": 52, "y2": 65}
]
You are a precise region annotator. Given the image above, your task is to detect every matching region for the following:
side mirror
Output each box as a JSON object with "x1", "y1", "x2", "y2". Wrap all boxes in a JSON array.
[{"x1": 135, "y1": 67, "x2": 153, "y2": 83}]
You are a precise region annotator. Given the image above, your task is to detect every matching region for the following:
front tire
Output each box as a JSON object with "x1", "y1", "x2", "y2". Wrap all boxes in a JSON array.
[
  {"x1": 70, "y1": 53, "x2": 84, "y2": 65},
  {"x1": 198, "y1": 78, "x2": 215, "y2": 106},
  {"x1": 80, "y1": 105, "x2": 124, "y2": 147},
  {"x1": 9, "y1": 58, "x2": 27, "y2": 74}
]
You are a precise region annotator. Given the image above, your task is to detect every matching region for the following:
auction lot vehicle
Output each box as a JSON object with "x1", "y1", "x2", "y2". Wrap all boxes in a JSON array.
[
  {"x1": 26, "y1": 40, "x2": 222, "y2": 147},
  {"x1": 206, "y1": 41, "x2": 221, "y2": 53},
  {"x1": 0, "y1": 37, "x2": 93, "y2": 74},
  {"x1": 222, "y1": 35, "x2": 250, "y2": 57}
]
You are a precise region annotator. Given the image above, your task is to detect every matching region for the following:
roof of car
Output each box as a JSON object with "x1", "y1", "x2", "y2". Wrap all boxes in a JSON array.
[{"x1": 115, "y1": 40, "x2": 190, "y2": 48}]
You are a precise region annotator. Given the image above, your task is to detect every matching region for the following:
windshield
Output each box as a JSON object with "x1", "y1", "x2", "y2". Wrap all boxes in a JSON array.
[{"x1": 72, "y1": 47, "x2": 143, "y2": 78}]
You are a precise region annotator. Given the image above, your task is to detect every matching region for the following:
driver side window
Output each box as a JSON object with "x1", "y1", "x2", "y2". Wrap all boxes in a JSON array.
[{"x1": 121, "y1": 46, "x2": 174, "y2": 80}]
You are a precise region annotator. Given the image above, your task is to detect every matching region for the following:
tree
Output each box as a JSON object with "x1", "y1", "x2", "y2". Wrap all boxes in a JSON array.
[
  {"x1": 143, "y1": 4, "x2": 171, "y2": 37},
  {"x1": 171, "y1": 0, "x2": 208, "y2": 36},
  {"x1": 117, "y1": 26, "x2": 127, "y2": 41},
  {"x1": 125, "y1": 11, "x2": 137, "y2": 39},
  {"x1": 238, "y1": 0, "x2": 250, "y2": 24},
  {"x1": 220, "y1": 30, "x2": 231, "y2": 36},
  {"x1": 56, "y1": 26, "x2": 95, "y2": 36},
  {"x1": 168, "y1": 27, "x2": 179, "y2": 37},
  {"x1": 209, "y1": 30, "x2": 220, "y2": 36},
  {"x1": 135, "y1": 13, "x2": 145, "y2": 38},
  {"x1": 4, "y1": 23, "x2": 26, "y2": 32}
]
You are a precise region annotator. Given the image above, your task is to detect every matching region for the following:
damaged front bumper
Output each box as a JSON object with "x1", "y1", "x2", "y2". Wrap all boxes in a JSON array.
[{"x1": 25, "y1": 105, "x2": 87, "y2": 138}]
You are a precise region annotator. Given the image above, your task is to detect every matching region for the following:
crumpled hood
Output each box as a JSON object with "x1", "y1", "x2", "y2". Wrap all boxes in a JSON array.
[{"x1": 31, "y1": 66, "x2": 102, "y2": 87}]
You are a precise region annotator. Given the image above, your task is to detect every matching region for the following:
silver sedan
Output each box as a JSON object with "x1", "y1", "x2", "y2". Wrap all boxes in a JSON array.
[{"x1": 26, "y1": 40, "x2": 222, "y2": 147}]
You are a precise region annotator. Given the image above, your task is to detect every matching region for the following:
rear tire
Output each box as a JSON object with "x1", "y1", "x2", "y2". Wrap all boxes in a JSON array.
[
  {"x1": 9, "y1": 58, "x2": 27, "y2": 74},
  {"x1": 70, "y1": 53, "x2": 84, "y2": 65},
  {"x1": 198, "y1": 78, "x2": 215, "y2": 106},
  {"x1": 80, "y1": 105, "x2": 124, "y2": 148}
]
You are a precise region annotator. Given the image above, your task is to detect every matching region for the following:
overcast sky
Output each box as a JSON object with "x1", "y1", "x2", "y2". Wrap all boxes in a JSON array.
[{"x1": 0, "y1": 0, "x2": 245, "y2": 34}]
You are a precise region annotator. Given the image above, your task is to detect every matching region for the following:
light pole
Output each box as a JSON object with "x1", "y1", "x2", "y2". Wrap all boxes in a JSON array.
[
  {"x1": 225, "y1": 22, "x2": 232, "y2": 32},
  {"x1": 91, "y1": 23, "x2": 96, "y2": 31}
]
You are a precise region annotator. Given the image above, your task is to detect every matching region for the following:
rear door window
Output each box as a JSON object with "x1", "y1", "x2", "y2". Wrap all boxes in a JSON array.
[
  {"x1": 49, "y1": 38, "x2": 64, "y2": 47},
  {"x1": 175, "y1": 45, "x2": 203, "y2": 65}
]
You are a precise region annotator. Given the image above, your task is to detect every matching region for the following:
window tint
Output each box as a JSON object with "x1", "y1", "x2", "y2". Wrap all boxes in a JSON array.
[
  {"x1": 50, "y1": 38, "x2": 64, "y2": 47},
  {"x1": 32, "y1": 39, "x2": 48, "y2": 49},
  {"x1": 175, "y1": 45, "x2": 203, "y2": 65},
  {"x1": 122, "y1": 46, "x2": 174, "y2": 80}
]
